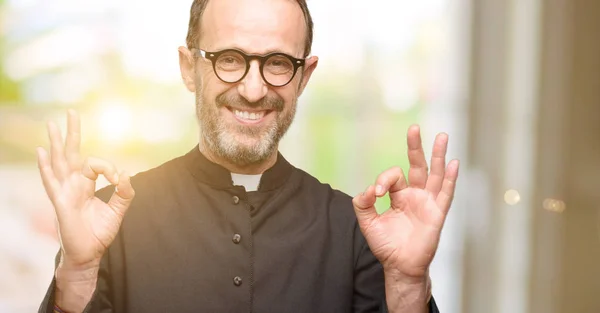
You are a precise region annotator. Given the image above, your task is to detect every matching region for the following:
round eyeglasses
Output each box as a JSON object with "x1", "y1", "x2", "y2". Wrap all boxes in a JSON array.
[{"x1": 194, "y1": 48, "x2": 306, "y2": 87}]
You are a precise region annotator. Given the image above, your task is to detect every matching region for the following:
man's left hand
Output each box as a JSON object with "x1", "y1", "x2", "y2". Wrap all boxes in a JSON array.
[{"x1": 352, "y1": 125, "x2": 459, "y2": 289}]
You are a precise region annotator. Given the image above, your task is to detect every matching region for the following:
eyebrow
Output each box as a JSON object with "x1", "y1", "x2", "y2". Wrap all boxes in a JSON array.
[{"x1": 209, "y1": 46, "x2": 301, "y2": 58}]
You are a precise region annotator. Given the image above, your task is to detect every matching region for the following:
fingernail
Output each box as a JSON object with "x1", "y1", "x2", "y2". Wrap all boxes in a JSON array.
[
  {"x1": 113, "y1": 173, "x2": 120, "y2": 183},
  {"x1": 375, "y1": 185, "x2": 383, "y2": 195}
]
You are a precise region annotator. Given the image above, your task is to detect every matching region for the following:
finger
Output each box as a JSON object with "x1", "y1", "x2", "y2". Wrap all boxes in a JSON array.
[
  {"x1": 407, "y1": 125, "x2": 428, "y2": 188},
  {"x1": 81, "y1": 157, "x2": 120, "y2": 185},
  {"x1": 47, "y1": 121, "x2": 69, "y2": 180},
  {"x1": 374, "y1": 166, "x2": 408, "y2": 196},
  {"x1": 436, "y1": 159, "x2": 460, "y2": 213},
  {"x1": 352, "y1": 185, "x2": 379, "y2": 229},
  {"x1": 36, "y1": 147, "x2": 60, "y2": 202},
  {"x1": 373, "y1": 166, "x2": 408, "y2": 208},
  {"x1": 107, "y1": 171, "x2": 135, "y2": 217},
  {"x1": 65, "y1": 110, "x2": 82, "y2": 170},
  {"x1": 425, "y1": 133, "x2": 448, "y2": 197}
]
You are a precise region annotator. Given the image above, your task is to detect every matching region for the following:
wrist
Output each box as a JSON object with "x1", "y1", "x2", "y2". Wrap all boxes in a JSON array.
[
  {"x1": 384, "y1": 272, "x2": 428, "y2": 294},
  {"x1": 55, "y1": 264, "x2": 99, "y2": 284},
  {"x1": 55, "y1": 264, "x2": 98, "y2": 313},
  {"x1": 56, "y1": 254, "x2": 100, "y2": 282},
  {"x1": 384, "y1": 271, "x2": 430, "y2": 313},
  {"x1": 59, "y1": 252, "x2": 102, "y2": 271},
  {"x1": 383, "y1": 267, "x2": 429, "y2": 286}
]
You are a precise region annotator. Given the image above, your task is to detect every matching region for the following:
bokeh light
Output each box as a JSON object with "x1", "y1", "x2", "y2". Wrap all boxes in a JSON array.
[
  {"x1": 542, "y1": 198, "x2": 566, "y2": 213},
  {"x1": 504, "y1": 189, "x2": 521, "y2": 205},
  {"x1": 97, "y1": 101, "x2": 133, "y2": 143}
]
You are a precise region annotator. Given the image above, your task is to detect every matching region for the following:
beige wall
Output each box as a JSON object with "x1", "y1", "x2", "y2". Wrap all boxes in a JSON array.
[
  {"x1": 554, "y1": 0, "x2": 600, "y2": 311},
  {"x1": 466, "y1": 0, "x2": 600, "y2": 312},
  {"x1": 534, "y1": 0, "x2": 600, "y2": 312}
]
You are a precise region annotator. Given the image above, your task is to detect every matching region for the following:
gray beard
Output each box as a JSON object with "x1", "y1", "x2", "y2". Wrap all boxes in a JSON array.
[{"x1": 195, "y1": 90, "x2": 296, "y2": 167}]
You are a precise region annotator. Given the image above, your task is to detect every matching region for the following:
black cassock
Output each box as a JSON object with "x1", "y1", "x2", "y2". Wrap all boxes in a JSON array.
[{"x1": 40, "y1": 147, "x2": 440, "y2": 313}]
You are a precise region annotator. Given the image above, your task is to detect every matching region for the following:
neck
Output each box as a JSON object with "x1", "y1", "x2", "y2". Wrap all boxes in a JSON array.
[{"x1": 198, "y1": 140, "x2": 278, "y2": 175}]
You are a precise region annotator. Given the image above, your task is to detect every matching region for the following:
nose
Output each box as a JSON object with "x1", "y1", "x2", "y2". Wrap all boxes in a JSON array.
[{"x1": 237, "y1": 60, "x2": 268, "y2": 103}]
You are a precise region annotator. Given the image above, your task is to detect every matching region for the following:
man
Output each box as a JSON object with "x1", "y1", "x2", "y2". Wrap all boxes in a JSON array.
[{"x1": 37, "y1": 0, "x2": 459, "y2": 312}]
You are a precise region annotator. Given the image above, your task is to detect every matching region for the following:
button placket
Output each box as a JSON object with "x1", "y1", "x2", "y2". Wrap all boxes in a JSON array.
[{"x1": 228, "y1": 192, "x2": 248, "y2": 292}]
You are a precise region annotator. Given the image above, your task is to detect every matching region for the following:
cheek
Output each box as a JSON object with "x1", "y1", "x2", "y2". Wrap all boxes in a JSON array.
[
  {"x1": 197, "y1": 72, "x2": 230, "y2": 100},
  {"x1": 276, "y1": 86, "x2": 299, "y2": 108}
]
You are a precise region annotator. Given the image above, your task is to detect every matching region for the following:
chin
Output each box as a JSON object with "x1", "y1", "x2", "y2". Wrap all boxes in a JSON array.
[
  {"x1": 215, "y1": 133, "x2": 275, "y2": 164},
  {"x1": 235, "y1": 134, "x2": 266, "y2": 147}
]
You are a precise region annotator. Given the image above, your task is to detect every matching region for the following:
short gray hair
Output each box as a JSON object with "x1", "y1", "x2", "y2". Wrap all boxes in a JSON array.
[{"x1": 185, "y1": 0, "x2": 314, "y2": 57}]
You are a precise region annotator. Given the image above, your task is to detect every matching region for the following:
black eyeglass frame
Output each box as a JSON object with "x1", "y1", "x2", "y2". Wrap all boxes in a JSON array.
[{"x1": 193, "y1": 48, "x2": 307, "y2": 87}]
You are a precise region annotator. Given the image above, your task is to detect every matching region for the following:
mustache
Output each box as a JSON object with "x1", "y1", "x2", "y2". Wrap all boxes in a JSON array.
[{"x1": 215, "y1": 92, "x2": 284, "y2": 112}]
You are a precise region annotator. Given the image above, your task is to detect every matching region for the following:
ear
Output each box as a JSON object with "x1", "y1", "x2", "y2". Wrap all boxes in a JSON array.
[
  {"x1": 178, "y1": 46, "x2": 196, "y2": 92},
  {"x1": 297, "y1": 56, "x2": 318, "y2": 97}
]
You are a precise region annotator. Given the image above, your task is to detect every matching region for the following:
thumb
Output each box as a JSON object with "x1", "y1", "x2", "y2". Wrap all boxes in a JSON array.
[
  {"x1": 107, "y1": 171, "x2": 135, "y2": 216},
  {"x1": 352, "y1": 185, "x2": 379, "y2": 228}
]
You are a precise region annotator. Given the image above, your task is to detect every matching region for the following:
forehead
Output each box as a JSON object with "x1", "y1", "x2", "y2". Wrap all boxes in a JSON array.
[{"x1": 200, "y1": 0, "x2": 306, "y2": 57}]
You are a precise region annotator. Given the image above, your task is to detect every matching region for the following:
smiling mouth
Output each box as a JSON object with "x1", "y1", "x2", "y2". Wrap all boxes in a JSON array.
[{"x1": 226, "y1": 106, "x2": 273, "y2": 123}]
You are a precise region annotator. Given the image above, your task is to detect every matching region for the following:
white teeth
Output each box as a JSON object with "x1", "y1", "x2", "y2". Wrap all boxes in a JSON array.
[{"x1": 234, "y1": 109, "x2": 265, "y2": 121}]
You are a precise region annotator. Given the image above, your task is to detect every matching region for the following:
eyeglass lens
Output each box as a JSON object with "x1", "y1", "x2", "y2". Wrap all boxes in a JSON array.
[{"x1": 214, "y1": 50, "x2": 296, "y2": 86}]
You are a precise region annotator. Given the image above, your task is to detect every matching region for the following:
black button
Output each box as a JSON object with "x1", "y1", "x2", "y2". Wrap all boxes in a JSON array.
[
  {"x1": 233, "y1": 276, "x2": 242, "y2": 286},
  {"x1": 232, "y1": 196, "x2": 240, "y2": 204},
  {"x1": 232, "y1": 234, "x2": 242, "y2": 244}
]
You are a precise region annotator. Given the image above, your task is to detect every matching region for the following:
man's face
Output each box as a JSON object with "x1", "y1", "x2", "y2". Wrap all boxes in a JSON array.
[{"x1": 180, "y1": 0, "x2": 318, "y2": 166}]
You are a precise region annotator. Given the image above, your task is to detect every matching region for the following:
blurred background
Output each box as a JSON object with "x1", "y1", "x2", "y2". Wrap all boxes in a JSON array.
[{"x1": 1, "y1": 0, "x2": 599, "y2": 312}]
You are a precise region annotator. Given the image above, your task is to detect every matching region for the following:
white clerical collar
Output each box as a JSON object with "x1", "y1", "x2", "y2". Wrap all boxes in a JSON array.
[{"x1": 230, "y1": 173, "x2": 262, "y2": 192}]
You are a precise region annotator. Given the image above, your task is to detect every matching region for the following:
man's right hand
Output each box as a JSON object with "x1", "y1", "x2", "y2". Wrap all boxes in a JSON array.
[{"x1": 36, "y1": 110, "x2": 135, "y2": 311}]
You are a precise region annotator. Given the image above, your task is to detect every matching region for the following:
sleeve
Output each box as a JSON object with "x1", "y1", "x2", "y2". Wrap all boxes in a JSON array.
[
  {"x1": 352, "y1": 224, "x2": 441, "y2": 313},
  {"x1": 37, "y1": 251, "x2": 113, "y2": 313},
  {"x1": 352, "y1": 232, "x2": 386, "y2": 313},
  {"x1": 38, "y1": 186, "x2": 117, "y2": 313},
  {"x1": 37, "y1": 251, "x2": 62, "y2": 313}
]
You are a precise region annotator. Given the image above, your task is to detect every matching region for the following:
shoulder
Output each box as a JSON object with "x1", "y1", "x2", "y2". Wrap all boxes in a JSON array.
[
  {"x1": 293, "y1": 168, "x2": 356, "y2": 216},
  {"x1": 295, "y1": 168, "x2": 352, "y2": 198},
  {"x1": 95, "y1": 153, "x2": 188, "y2": 202},
  {"x1": 130, "y1": 154, "x2": 188, "y2": 190}
]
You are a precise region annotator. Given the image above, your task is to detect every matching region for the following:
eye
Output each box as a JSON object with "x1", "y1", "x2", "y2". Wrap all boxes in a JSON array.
[
  {"x1": 265, "y1": 56, "x2": 293, "y2": 74},
  {"x1": 221, "y1": 56, "x2": 238, "y2": 64},
  {"x1": 269, "y1": 60, "x2": 285, "y2": 67},
  {"x1": 216, "y1": 52, "x2": 246, "y2": 71}
]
